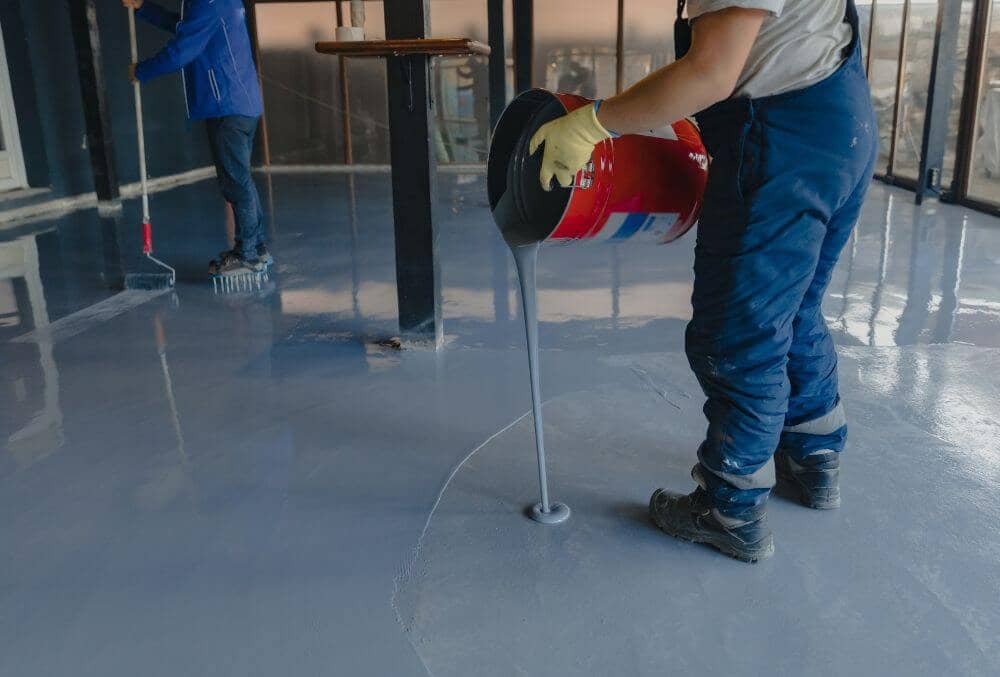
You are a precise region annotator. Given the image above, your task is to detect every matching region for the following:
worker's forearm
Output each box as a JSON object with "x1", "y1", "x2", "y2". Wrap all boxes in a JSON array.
[{"x1": 596, "y1": 58, "x2": 733, "y2": 135}]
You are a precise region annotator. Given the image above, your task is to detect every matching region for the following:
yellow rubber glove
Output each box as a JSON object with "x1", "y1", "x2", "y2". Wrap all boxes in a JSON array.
[{"x1": 529, "y1": 103, "x2": 613, "y2": 191}]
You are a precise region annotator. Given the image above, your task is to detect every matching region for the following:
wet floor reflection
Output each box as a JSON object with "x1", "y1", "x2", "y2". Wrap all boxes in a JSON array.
[
  {"x1": 2, "y1": 173, "x2": 1000, "y2": 462},
  {"x1": 2, "y1": 174, "x2": 997, "y2": 348},
  {"x1": 1, "y1": 173, "x2": 999, "y2": 675},
  {"x1": 825, "y1": 187, "x2": 998, "y2": 348},
  {"x1": 0, "y1": 234, "x2": 65, "y2": 472}
]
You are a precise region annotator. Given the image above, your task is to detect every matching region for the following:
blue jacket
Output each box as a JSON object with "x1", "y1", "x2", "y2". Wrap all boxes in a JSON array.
[{"x1": 135, "y1": 0, "x2": 263, "y2": 120}]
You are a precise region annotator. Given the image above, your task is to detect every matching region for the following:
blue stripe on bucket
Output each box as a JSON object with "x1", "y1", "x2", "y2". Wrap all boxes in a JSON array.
[{"x1": 612, "y1": 212, "x2": 648, "y2": 240}]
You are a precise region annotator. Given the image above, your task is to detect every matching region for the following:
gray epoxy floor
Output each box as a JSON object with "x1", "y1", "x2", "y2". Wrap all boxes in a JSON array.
[{"x1": 1, "y1": 174, "x2": 998, "y2": 676}]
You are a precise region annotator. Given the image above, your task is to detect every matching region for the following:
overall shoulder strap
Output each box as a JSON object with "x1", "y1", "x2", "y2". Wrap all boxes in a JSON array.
[{"x1": 674, "y1": 0, "x2": 691, "y2": 60}]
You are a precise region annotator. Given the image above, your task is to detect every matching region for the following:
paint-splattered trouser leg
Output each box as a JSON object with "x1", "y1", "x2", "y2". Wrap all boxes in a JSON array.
[
  {"x1": 207, "y1": 115, "x2": 264, "y2": 260},
  {"x1": 686, "y1": 38, "x2": 877, "y2": 517},
  {"x1": 780, "y1": 162, "x2": 875, "y2": 462},
  {"x1": 685, "y1": 158, "x2": 829, "y2": 517}
]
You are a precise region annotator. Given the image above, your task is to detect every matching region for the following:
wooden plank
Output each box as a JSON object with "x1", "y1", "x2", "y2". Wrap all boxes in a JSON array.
[{"x1": 315, "y1": 38, "x2": 489, "y2": 58}]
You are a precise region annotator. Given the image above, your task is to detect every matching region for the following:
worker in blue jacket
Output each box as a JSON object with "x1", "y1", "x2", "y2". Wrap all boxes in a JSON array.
[
  {"x1": 531, "y1": 0, "x2": 876, "y2": 562},
  {"x1": 123, "y1": 0, "x2": 270, "y2": 276}
]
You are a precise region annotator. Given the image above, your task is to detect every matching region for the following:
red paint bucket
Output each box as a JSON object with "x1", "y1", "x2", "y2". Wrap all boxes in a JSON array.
[{"x1": 488, "y1": 89, "x2": 708, "y2": 247}]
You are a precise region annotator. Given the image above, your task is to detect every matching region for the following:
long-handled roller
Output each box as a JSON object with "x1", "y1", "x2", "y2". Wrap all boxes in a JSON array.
[{"x1": 123, "y1": 7, "x2": 176, "y2": 291}]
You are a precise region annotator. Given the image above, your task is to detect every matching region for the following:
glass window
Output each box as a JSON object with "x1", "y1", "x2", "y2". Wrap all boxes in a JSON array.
[
  {"x1": 430, "y1": 1, "x2": 490, "y2": 165},
  {"x1": 869, "y1": 0, "x2": 905, "y2": 174},
  {"x1": 857, "y1": 0, "x2": 874, "y2": 68},
  {"x1": 255, "y1": 2, "x2": 346, "y2": 165},
  {"x1": 534, "y1": 1, "x2": 618, "y2": 99},
  {"x1": 942, "y1": 1, "x2": 976, "y2": 188},
  {"x1": 892, "y1": 0, "x2": 940, "y2": 181},
  {"x1": 344, "y1": 1, "x2": 390, "y2": 165},
  {"x1": 622, "y1": 0, "x2": 675, "y2": 90},
  {"x1": 968, "y1": 1, "x2": 1000, "y2": 204},
  {"x1": 256, "y1": 1, "x2": 499, "y2": 167}
]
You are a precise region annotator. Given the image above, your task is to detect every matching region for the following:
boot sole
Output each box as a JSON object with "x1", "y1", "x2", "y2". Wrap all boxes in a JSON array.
[
  {"x1": 648, "y1": 491, "x2": 774, "y2": 563},
  {"x1": 775, "y1": 474, "x2": 841, "y2": 510}
]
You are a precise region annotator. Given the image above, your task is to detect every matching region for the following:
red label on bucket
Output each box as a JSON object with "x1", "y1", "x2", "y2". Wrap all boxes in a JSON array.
[
  {"x1": 547, "y1": 94, "x2": 708, "y2": 245},
  {"x1": 488, "y1": 89, "x2": 709, "y2": 247},
  {"x1": 583, "y1": 211, "x2": 681, "y2": 242}
]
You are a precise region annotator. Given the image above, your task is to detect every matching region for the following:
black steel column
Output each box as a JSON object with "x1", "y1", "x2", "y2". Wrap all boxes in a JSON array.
[
  {"x1": 100, "y1": 212, "x2": 125, "y2": 290},
  {"x1": 884, "y1": 0, "x2": 911, "y2": 178},
  {"x1": 915, "y1": 0, "x2": 962, "y2": 204},
  {"x1": 512, "y1": 0, "x2": 532, "y2": 94},
  {"x1": 67, "y1": 0, "x2": 119, "y2": 204},
  {"x1": 384, "y1": 0, "x2": 441, "y2": 343},
  {"x1": 950, "y1": 0, "x2": 991, "y2": 202},
  {"x1": 487, "y1": 0, "x2": 506, "y2": 129}
]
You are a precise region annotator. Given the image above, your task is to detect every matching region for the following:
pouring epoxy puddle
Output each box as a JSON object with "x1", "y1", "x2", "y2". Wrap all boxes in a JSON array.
[{"x1": 510, "y1": 241, "x2": 571, "y2": 525}]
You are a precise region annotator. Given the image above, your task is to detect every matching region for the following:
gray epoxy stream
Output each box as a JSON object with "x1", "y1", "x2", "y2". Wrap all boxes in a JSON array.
[{"x1": 511, "y1": 242, "x2": 570, "y2": 524}]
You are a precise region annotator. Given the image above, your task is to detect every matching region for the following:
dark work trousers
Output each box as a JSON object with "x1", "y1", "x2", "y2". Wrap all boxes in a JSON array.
[
  {"x1": 206, "y1": 115, "x2": 264, "y2": 260},
  {"x1": 686, "y1": 0, "x2": 878, "y2": 517}
]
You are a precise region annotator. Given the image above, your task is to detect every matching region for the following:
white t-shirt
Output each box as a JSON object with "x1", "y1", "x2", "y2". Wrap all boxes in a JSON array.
[{"x1": 688, "y1": 0, "x2": 853, "y2": 99}]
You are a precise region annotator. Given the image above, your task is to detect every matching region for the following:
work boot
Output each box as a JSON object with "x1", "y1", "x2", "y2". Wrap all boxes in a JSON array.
[
  {"x1": 774, "y1": 449, "x2": 841, "y2": 510},
  {"x1": 216, "y1": 243, "x2": 273, "y2": 267},
  {"x1": 209, "y1": 250, "x2": 236, "y2": 276},
  {"x1": 649, "y1": 487, "x2": 774, "y2": 562},
  {"x1": 209, "y1": 251, "x2": 265, "y2": 277},
  {"x1": 256, "y1": 244, "x2": 273, "y2": 267}
]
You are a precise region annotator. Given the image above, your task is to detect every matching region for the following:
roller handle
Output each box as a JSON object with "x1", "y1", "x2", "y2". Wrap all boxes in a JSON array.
[
  {"x1": 129, "y1": 8, "x2": 151, "y2": 224},
  {"x1": 142, "y1": 221, "x2": 153, "y2": 255}
]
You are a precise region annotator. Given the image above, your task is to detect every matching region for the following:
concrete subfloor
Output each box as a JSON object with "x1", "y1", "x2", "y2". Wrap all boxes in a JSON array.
[{"x1": 1, "y1": 173, "x2": 998, "y2": 676}]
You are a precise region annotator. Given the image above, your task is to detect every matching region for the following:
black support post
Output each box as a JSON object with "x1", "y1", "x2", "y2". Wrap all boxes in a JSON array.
[
  {"x1": 384, "y1": 0, "x2": 442, "y2": 344},
  {"x1": 487, "y1": 0, "x2": 506, "y2": 129},
  {"x1": 512, "y1": 0, "x2": 532, "y2": 94},
  {"x1": 67, "y1": 0, "x2": 119, "y2": 204},
  {"x1": 915, "y1": 0, "x2": 962, "y2": 205},
  {"x1": 950, "y1": 0, "x2": 991, "y2": 203}
]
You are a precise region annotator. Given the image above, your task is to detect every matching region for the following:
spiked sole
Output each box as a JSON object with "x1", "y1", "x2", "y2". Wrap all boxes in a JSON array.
[
  {"x1": 210, "y1": 268, "x2": 269, "y2": 293},
  {"x1": 649, "y1": 490, "x2": 774, "y2": 563}
]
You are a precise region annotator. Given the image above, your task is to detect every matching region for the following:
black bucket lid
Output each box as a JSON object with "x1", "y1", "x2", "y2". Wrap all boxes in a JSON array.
[{"x1": 488, "y1": 90, "x2": 572, "y2": 247}]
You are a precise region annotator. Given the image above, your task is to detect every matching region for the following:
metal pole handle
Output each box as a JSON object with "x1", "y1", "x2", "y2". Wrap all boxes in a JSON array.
[{"x1": 128, "y1": 8, "x2": 150, "y2": 224}]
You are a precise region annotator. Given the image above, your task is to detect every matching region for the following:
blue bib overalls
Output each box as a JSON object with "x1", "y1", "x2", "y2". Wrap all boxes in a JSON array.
[{"x1": 686, "y1": 0, "x2": 878, "y2": 516}]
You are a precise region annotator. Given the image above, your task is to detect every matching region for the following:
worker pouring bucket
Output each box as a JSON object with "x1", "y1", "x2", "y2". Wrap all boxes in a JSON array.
[
  {"x1": 488, "y1": 89, "x2": 709, "y2": 247},
  {"x1": 489, "y1": 89, "x2": 710, "y2": 527}
]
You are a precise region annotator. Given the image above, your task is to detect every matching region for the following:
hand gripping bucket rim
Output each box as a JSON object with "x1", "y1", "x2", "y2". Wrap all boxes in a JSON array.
[{"x1": 488, "y1": 89, "x2": 708, "y2": 247}]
